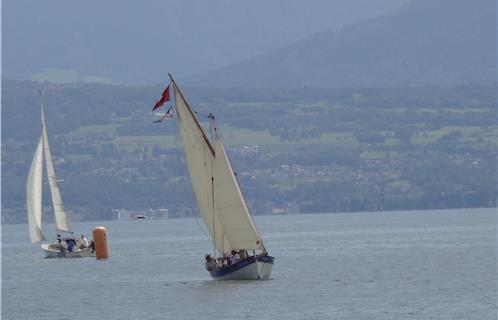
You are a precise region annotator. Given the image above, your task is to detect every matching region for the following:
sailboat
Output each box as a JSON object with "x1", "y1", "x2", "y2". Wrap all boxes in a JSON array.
[
  {"x1": 169, "y1": 74, "x2": 274, "y2": 280},
  {"x1": 27, "y1": 90, "x2": 95, "y2": 258}
]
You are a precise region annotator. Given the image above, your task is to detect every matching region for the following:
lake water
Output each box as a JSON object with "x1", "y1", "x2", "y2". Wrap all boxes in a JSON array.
[{"x1": 2, "y1": 208, "x2": 496, "y2": 319}]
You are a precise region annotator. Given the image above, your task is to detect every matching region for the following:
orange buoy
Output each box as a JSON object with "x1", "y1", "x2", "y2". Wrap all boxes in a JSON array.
[{"x1": 92, "y1": 226, "x2": 109, "y2": 259}]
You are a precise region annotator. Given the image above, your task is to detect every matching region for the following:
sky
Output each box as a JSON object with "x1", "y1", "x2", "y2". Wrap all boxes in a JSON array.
[{"x1": 2, "y1": 0, "x2": 408, "y2": 84}]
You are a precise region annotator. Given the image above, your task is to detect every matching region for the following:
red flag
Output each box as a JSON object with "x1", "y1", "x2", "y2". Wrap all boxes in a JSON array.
[{"x1": 152, "y1": 85, "x2": 170, "y2": 111}]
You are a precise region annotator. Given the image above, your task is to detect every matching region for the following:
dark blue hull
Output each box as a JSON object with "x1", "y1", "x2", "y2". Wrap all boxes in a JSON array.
[{"x1": 209, "y1": 255, "x2": 274, "y2": 280}]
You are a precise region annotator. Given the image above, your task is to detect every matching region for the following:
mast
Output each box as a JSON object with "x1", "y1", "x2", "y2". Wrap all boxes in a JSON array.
[
  {"x1": 39, "y1": 90, "x2": 72, "y2": 233},
  {"x1": 210, "y1": 115, "x2": 216, "y2": 256}
]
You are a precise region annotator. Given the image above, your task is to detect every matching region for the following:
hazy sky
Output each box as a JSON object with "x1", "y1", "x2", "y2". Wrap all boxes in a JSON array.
[{"x1": 2, "y1": 0, "x2": 408, "y2": 84}]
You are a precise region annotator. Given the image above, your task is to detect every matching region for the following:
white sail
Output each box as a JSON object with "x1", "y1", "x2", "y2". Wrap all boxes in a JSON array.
[
  {"x1": 170, "y1": 75, "x2": 262, "y2": 252},
  {"x1": 213, "y1": 138, "x2": 262, "y2": 251},
  {"x1": 27, "y1": 136, "x2": 46, "y2": 242},
  {"x1": 171, "y1": 80, "x2": 229, "y2": 252},
  {"x1": 41, "y1": 105, "x2": 71, "y2": 233}
]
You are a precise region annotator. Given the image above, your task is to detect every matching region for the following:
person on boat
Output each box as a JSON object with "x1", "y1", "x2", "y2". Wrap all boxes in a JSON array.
[
  {"x1": 53, "y1": 234, "x2": 64, "y2": 250},
  {"x1": 224, "y1": 254, "x2": 232, "y2": 266},
  {"x1": 216, "y1": 256, "x2": 225, "y2": 268},
  {"x1": 239, "y1": 249, "x2": 248, "y2": 260},
  {"x1": 53, "y1": 234, "x2": 66, "y2": 253},
  {"x1": 217, "y1": 254, "x2": 230, "y2": 267},
  {"x1": 230, "y1": 250, "x2": 240, "y2": 264},
  {"x1": 89, "y1": 240, "x2": 95, "y2": 253},
  {"x1": 79, "y1": 235, "x2": 89, "y2": 249},
  {"x1": 204, "y1": 254, "x2": 217, "y2": 271},
  {"x1": 66, "y1": 238, "x2": 76, "y2": 252},
  {"x1": 215, "y1": 257, "x2": 221, "y2": 268}
]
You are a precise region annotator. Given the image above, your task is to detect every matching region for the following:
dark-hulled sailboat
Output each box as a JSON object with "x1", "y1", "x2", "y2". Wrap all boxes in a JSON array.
[{"x1": 169, "y1": 74, "x2": 274, "y2": 280}]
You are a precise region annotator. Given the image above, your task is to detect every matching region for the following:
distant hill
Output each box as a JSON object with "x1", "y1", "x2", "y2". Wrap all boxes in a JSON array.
[
  {"x1": 186, "y1": 0, "x2": 497, "y2": 88},
  {"x1": 2, "y1": 80, "x2": 496, "y2": 221},
  {"x1": 2, "y1": 0, "x2": 406, "y2": 84}
]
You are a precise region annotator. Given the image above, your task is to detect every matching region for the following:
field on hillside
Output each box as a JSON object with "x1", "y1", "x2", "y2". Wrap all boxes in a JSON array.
[{"x1": 2, "y1": 81, "x2": 496, "y2": 222}]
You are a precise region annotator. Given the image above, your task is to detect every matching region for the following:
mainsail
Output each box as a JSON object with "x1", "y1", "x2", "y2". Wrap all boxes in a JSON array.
[
  {"x1": 170, "y1": 75, "x2": 263, "y2": 252},
  {"x1": 27, "y1": 136, "x2": 46, "y2": 242},
  {"x1": 41, "y1": 100, "x2": 71, "y2": 233}
]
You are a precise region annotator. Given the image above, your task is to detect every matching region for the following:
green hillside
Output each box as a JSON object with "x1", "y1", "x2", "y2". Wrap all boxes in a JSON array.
[{"x1": 2, "y1": 80, "x2": 496, "y2": 222}]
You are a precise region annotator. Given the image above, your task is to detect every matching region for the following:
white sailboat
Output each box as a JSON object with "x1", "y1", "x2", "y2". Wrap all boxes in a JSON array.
[
  {"x1": 27, "y1": 90, "x2": 94, "y2": 258},
  {"x1": 169, "y1": 74, "x2": 274, "y2": 280}
]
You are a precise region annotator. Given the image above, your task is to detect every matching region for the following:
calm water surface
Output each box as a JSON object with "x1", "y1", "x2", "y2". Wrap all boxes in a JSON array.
[{"x1": 2, "y1": 208, "x2": 496, "y2": 319}]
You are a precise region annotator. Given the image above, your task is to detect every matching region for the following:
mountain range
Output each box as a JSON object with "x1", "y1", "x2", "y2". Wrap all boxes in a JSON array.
[
  {"x1": 186, "y1": 0, "x2": 496, "y2": 88},
  {"x1": 2, "y1": 0, "x2": 406, "y2": 84}
]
